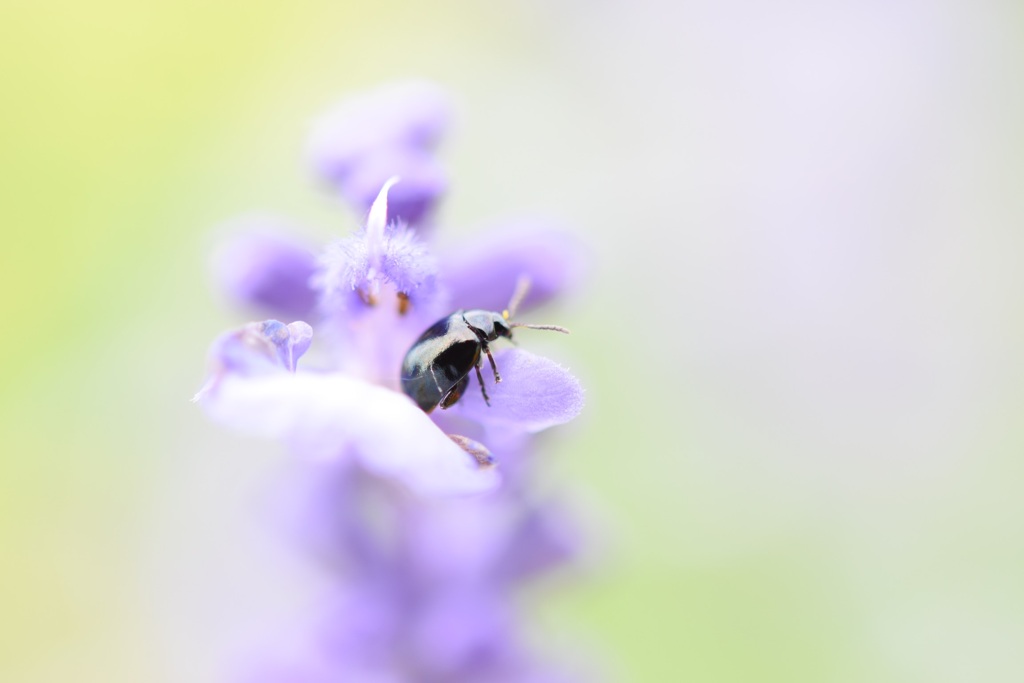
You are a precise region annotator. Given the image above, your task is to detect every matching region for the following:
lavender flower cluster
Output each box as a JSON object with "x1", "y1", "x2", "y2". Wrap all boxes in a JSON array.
[{"x1": 195, "y1": 82, "x2": 587, "y2": 681}]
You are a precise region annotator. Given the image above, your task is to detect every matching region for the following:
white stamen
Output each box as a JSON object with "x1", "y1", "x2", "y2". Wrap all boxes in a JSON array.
[
  {"x1": 367, "y1": 176, "x2": 401, "y2": 242},
  {"x1": 365, "y1": 176, "x2": 401, "y2": 272}
]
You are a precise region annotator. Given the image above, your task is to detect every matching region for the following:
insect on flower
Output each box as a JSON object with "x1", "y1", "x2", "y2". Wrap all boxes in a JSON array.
[{"x1": 400, "y1": 276, "x2": 570, "y2": 412}]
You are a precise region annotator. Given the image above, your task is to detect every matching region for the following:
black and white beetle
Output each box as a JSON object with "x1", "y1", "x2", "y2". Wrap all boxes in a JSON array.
[{"x1": 400, "y1": 278, "x2": 569, "y2": 412}]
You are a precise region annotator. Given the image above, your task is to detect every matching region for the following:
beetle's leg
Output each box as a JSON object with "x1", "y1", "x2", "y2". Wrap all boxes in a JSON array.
[
  {"x1": 440, "y1": 375, "x2": 470, "y2": 409},
  {"x1": 482, "y1": 342, "x2": 502, "y2": 383},
  {"x1": 474, "y1": 361, "x2": 491, "y2": 406}
]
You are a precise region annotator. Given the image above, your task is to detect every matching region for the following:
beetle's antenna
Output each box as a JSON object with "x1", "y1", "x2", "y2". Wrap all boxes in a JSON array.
[
  {"x1": 510, "y1": 323, "x2": 570, "y2": 334},
  {"x1": 504, "y1": 275, "x2": 569, "y2": 333},
  {"x1": 502, "y1": 275, "x2": 531, "y2": 321}
]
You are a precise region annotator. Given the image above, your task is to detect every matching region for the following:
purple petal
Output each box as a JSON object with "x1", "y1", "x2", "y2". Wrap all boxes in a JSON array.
[
  {"x1": 212, "y1": 220, "x2": 319, "y2": 319},
  {"x1": 319, "y1": 583, "x2": 402, "y2": 664},
  {"x1": 494, "y1": 501, "x2": 581, "y2": 583},
  {"x1": 410, "y1": 588, "x2": 512, "y2": 678},
  {"x1": 402, "y1": 490, "x2": 580, "y2": 587},
  {"x1": 192, "y1": 320, "x2": 313, "y2": 401},
  {"x1": 252, "y1": 319, "x2": 314, "y2": 372},
  {"x1": 197, "y1": 371, "x2": 500, "y2": 496},
  {"x1": 339, "y1": 148, "x2": 447, "y2": 225},
  {"x1": 439, "y1": 223, "x2": 587, "y2": 314},
  {"x1": 208, "y1": 323, "x2": 286, "y2": 376},
  {"x1": 284, "y1": 322, "x2": 313, "y2": 370},
  {"x1": 268, "y1": 458, "x2": 383, "y2": 572},
  {"x1": 404, "y1": 496, "x2": 509, "y2": 584},
  {"x1": 307, "y1": 80, "x2": 450, "y2": 183},
  {"x1": 450, "y1": 349, "x2": 584, "y2": 433}
]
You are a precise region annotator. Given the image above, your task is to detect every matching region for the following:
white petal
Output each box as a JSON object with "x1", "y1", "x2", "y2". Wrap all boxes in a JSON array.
[{"x1": 200, "y1": 371, "x2": 499, "y2": 497}]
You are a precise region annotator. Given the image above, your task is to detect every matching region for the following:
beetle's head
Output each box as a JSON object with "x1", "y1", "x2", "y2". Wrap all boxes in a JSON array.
[
  {"x1": 492, "y1": 313, "x2": 513, "y2": 340},
  {"x1": 462, "y1": 310, "x2": 511, "y2": 341}
]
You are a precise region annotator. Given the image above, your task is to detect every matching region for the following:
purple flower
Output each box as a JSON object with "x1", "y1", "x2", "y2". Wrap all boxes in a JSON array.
[
  {"x1": 197, "y1": 181, "x2": 582, "y2": 495},
  {"x1": 196, "y1": 83, "x2": 588, "y2": 681}
]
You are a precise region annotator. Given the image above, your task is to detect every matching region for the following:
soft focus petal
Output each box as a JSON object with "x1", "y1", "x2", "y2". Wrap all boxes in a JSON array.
[
  {"x1": 306, "y1": 82, "x2": 450, "y2": 224},
  {"x1": 494, "y1": 501, "x2": 581, "y2": 583},
  {"x1": 440, "y1": 223, "x2": 587, "y2": 314},
  {"x1": 198, "y1": 371, "x2": 499, "y2": 496},
  {"x1": 268, "y1": 458, "x2": 378, "y2": 572},
  {"x1": 405, "y1": 496, "x2": 511, "y2": 585},
  {"x1": 452, "y1": 349, "x2": 584, "y2": 433},
  {"x1": 212, "y1": 220, "x2": 319, "y2": 319},
  {"x1": 478, "y1": 423, "x2": 537, "y2": 484},
  {"x1": 319, "y1": 583, "x2": 403, "y2": 665},
  {"x1": 340, "y1": 148, "x2": 447, "y2": 225},
  {"x1": 250, "y1": 319, "x2": 314, "y2": 372},
  {"x1": 207, "y1": 323, "x2": 285, "y2": 377},
  {"x1": 411, "y1": 588, "x2": 512, "y2": 679},
  {"x1": 405, "y1": 493, "x2": 578, "y2": 585},
  {"x1": 307, "y1": 80, "x2": 450, "y2": 192},
  {"x1": 284, "y1": 322, "x2": 313, "y2": 370},
  {"x1": 192, "y1": 320, "x2": 312, "y2": 401}
]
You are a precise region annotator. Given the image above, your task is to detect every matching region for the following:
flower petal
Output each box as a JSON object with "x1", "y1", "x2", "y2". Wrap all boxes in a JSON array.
[
  {"x1": 198, "y1": 371, "x2": 500, "y2": 497},
  {"x1": 450, "y1": 349, "x2": 584, "y2": 432},
  {"x1": 493, "y1": 500, "x2": 581, "y2": 583},
  {"x1": 410, "y1": 588, "x2": 511, "y2": 678},
  {"x1": 341, "y1": 148, "x2": 447, "y2": 225},
  {"x1": 284, "y1": 321, "x2": 314, "y2": 371},
  {"x1": 192, "y1": 319, "x2": 313, "y2": 402},
  {"x1": 439, "y1": 224, "x2": 586, "y2": 315},
  {"x1": 305, "y1": 82, "x2": 450, "y2": 224},
  {"x1": 404, "y1": 496, "x2": 510, "y2": 584},
  {"x1": 212, "y1": 219, "x2": 319, "y2": 319},
  {"x1": 307, "y1": 80, "x2": 450, "y2": 187}
]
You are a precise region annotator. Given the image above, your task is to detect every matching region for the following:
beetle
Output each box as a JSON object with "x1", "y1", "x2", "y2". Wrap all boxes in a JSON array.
[{"x1": 400, "y1": 277, "x2": 568, "y2": 412}]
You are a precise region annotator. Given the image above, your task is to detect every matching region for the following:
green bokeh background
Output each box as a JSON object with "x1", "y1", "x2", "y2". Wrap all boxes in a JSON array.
[{"x1": 4, "y1": 1, "x2": 1024, "y2": 681}]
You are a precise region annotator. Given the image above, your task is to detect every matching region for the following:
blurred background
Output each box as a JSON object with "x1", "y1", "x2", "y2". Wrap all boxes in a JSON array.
[{"x1": 3, "y1": 0, "x2": 1024, "y2": 680}]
